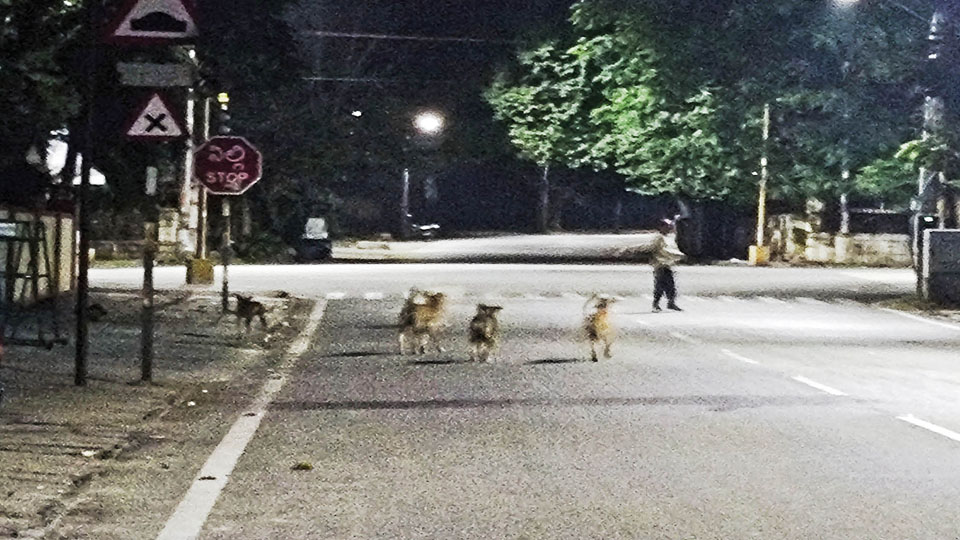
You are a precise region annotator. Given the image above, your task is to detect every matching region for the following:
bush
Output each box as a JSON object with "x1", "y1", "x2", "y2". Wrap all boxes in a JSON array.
[{"x1": 231, "y1": 231, "x2": 294, "y2": 263}]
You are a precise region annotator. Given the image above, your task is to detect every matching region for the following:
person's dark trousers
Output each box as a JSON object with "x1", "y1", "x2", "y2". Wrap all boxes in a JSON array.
[{"x1": 653, "y1": 266, "x2": 677, "y2": 308}]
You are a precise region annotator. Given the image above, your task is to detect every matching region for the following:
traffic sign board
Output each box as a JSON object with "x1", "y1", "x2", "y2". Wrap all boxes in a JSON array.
[
  {"x1": 124, "y1": 92, "x2": 186, "y2": 141},
  {"x1": 117, "y1": 62, "x2": 196, "y2": 87},
  {"x1": 105, "y1": 0, "x2": 198, "y2": 45},
  {"x1": 194, "y1": 136, "x2": 263, "y2": 195}
]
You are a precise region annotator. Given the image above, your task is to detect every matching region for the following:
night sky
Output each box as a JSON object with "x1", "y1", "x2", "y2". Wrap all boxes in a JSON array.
[{"x1": 288, "y1": 0, "x2": 573, "y2": 95}]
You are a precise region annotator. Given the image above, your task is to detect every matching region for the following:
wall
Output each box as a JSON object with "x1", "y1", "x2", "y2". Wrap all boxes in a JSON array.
[{"x1": 771, "y1": 214, "x2": 911, "y2": 267}]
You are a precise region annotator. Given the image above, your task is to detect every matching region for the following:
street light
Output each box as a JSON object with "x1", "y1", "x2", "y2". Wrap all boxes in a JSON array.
[
  {"x1": 401, "y1": 109, "x2": 446, "y2": 239},
  {"x1": 413, "y1": 109, "x2": 445, "y2": 136}
]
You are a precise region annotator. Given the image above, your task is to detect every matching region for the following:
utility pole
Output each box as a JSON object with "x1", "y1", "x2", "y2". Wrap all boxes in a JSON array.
[
  {"x1": 913, "y1": 1, "x2": 955, "y2": 295},
  {"x1": 750, "y1": 103, "x2": 771, "y2": 266}
]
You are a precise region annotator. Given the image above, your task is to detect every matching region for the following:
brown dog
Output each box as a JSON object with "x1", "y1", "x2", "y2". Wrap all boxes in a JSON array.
[
  {"x1": 468, "y1": 304, "x2": 503, "y2": 362},
  {"x1": 584, "y1": 295, "x2": 616, "y2": 362},
  {"x1": 398, "y1": 291, "x2": 446, "y2": 355}
]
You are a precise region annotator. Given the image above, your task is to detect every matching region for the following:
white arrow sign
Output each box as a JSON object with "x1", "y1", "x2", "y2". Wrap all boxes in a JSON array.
[
  {"x1": 106, "y1": 0, "x2": 198, "y2": 44},
  {"x1": 125, "y1": 93, "x2": 186, "y2": 141}
]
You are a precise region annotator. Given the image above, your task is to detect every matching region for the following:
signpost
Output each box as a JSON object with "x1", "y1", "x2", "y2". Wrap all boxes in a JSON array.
[
  {"x1": 194, "y1": 136, "x2": 263, "y2": 195},
  {"x1": 194, "y1": 136, "x2": 263, "y2": 312},
  {"x1": 98, "y1": 0, "x2": 198, "y2": 385}
]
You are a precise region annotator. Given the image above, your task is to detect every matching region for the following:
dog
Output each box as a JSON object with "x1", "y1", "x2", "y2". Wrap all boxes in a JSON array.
[
  {"x1": 398, "y1": 290, "x2": 446, "y2": 355},
  {"x1": 468, "y1": 304, "x2": 503, "y2": 362},
  {"x1": 231, "y1": 294, "x2": 268, "y2": 331},
  {"x1": 584, "y1": 295, "x2": 616, "y2": 362}
]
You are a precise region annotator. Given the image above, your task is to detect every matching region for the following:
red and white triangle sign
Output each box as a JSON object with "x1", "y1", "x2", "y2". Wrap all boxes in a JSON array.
[
  {"x1": 106, "y1": 0, "x2": 198, "y2": 44},
  {"x1": 125, "y1": 93, "x2": 186, "y2": 141}
]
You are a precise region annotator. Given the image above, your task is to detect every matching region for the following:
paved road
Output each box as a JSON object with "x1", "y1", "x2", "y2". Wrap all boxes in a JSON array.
[
  {"x1": 96, "y1": 264, "x2": 959, "y2": 539},
  {"x1": 92, "y1": 263, "x2": 915, "y2": 301}
]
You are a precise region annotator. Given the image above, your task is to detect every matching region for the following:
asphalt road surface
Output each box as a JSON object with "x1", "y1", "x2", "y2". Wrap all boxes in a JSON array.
[{"x1": 86, "y1": 265, "x2": 960, "y2": 538}]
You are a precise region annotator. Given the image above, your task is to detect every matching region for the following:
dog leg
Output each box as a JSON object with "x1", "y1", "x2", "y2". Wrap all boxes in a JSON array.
[
  {"x1": 603, "y1": 339, "x2": 612, "y2": 359},
  {"x1": 399, "y1": 334, "x2": 407, "y2": 355},
  {"x1": 590, "y1": 341, "x2": 599, "y2": 362}
]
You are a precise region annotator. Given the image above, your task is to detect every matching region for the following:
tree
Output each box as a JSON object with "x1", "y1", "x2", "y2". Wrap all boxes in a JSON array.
[
  {"x1": 0, "y1": 0, "x2": 82, "y2": 170},
  {"x1": 485, "y1": 40, "x2": 593, "y2": 231}
]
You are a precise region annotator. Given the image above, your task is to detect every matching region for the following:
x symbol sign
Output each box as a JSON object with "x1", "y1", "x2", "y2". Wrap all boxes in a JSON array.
[{"x1": 145, "y1": 113, "x2": 168, "y2": 133}]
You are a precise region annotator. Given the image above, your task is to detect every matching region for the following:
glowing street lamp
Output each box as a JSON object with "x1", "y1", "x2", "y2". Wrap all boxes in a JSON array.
[{"x1": 413, "y1": 110, "x2": 445, "y2": 135}]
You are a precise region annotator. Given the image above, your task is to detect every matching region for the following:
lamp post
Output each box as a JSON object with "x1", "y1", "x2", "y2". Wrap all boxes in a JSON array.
[{"x1": 400, "y1": 109, "x2": 445, "y2": 240}]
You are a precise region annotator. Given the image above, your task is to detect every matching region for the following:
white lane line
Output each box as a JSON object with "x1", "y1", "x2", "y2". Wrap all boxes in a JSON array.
[
  {"x1": 791, "y1": 376, "x2": 848, "y2": 396},
  {"x1": 669, "y1": 331, "x2": 700, "y2": 344},
  {"x1": 325, "y1": 292, "x2": 346, "y2": 300},
  {"x1": 897, "y1": 415, "x2": 960, "y2": 443},
  {"x1": 880, "y1": 308, "x2": 960, "y2": 332},
  {"x1": 156, "y1": 300, "x2": 328, "y2": 540},
  {"x1": 363, "y1": 291, "x2": 385, "y2": 300},
  {"x1": 721, "y1": 349, "x2": 760, "y2": 365}
]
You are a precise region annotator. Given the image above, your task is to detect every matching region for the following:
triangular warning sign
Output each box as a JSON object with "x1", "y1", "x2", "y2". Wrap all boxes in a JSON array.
[
  {"x1": 105, "y1": 0, "x2": 198, "y2": 44},
  {"x1": 125, "y1": 93, "x2": 186, "y2": 141}
]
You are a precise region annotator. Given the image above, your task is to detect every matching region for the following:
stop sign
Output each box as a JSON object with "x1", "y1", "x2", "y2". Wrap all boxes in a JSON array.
[{"x1": 194, "y1": 136, "x2": 263, "y2": 195}]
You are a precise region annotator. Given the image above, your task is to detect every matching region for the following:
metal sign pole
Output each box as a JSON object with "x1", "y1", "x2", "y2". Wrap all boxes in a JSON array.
[
  {"x1": 221, "y1": 198, "x2": 232, "y2": 313},
  {"x1": 141, "y1": 166, "x2": 159, "y2": 383}
]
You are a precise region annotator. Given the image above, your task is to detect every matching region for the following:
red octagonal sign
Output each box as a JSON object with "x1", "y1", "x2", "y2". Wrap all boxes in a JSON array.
[{"x1": 194, "y1": 136, "x2": 263, "y2": 195}]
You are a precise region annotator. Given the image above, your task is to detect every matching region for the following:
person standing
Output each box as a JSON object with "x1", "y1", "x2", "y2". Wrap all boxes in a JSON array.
[{"x1": 651, "y1": 218, "x2": 683, "y2": 312}]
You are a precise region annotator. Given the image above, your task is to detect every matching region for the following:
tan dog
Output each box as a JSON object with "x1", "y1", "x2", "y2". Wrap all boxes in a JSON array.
[
  {"x1": 398, "y1": 291, "x2": 447, "y2": 355},
  {"x1": 468, "y1": 304, "x2": 503, "y2": 362},
  {"x1": 584, "y1": 295, "x2": 616, "y2": 362}
]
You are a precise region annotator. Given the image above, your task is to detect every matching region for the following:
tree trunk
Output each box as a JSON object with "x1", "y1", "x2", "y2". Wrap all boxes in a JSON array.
[
  {"x1": 613, "y1": 198, "x2": 623, "y2": 233},
  {"x1": 537, "y1": 164, "x2": 550, "y2": 233}
]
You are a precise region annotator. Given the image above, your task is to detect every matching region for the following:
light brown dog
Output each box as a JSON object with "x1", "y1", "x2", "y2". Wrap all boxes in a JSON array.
[
  {"x1": 398, "y1": 291, "x2": 447, "y2": 355},
  {"x1": 584, "y1": 295, "x2": 616, "y2": 362},
  {"x1": 468, "y1": 304, "x2": 503, "y2": 362}
]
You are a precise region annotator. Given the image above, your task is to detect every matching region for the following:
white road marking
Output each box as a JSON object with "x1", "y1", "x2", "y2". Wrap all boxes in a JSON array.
[
  {"x1": 791, "y1": 376, "x2": 848, "y2": 396},
  {"x1": 363, "y1": 291, "x2": 385, "y2": 300},
  {"x1": 325, "y1": 292, "x2": 346, "y2": 300},
  {"x1": 523, "y1": 293, "x2": 547, "y2": 300},
  {"x1": 897, "y1": 415, "x2": 960, "y2": 443},
  {"x1": 669, "y1": 331, "x2": 700, "y2": 344},
  {"x1": 156, "y1": 300, "x2": 328, "y2": 540},
  {"x1": 796, "y1": 297, "x2": 827, "y2": 305},
  {"x1": 718, "y1": 296, "x2": 738, "y2": 303},
  {"x1": 721, "y1": 349, "x2": 760, "y2": 365},
  {"x1": 880, "y1": 308, "x2": 960, "y2": 332},
  {"x1": 562, "y1": 292, "x2": 584, "y2": 300},
  {"x1": 758, "y1": 296, "x2": 786, "y2": 305}
]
